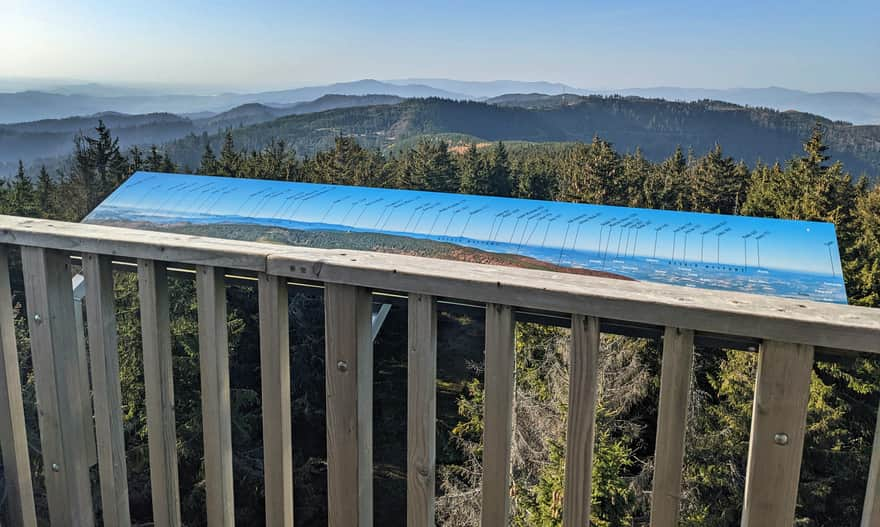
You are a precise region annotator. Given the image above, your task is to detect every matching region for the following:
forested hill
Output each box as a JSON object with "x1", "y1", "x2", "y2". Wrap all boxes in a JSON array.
[{"x1": 166, "y1": 96, "x2": 880, "y2": 177}]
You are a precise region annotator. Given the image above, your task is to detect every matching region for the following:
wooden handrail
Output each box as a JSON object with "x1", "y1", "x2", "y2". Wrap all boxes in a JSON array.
[
  {"x1": 0, "y1": 214, "x2": 876, "y2": 527},
  {"x1": 0, "y1": 216, "x2": 876, "y2": 353}
]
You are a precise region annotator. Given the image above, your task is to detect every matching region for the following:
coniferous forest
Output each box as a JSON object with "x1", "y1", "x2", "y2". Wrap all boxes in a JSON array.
[{"x1": 3, "y1": 121, "x2": 880, "y2": 526}]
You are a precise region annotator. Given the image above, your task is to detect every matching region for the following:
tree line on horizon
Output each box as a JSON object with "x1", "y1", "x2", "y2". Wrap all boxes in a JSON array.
[{"x1": 1, "y1": 122, "x2": 879, "y2": 525}]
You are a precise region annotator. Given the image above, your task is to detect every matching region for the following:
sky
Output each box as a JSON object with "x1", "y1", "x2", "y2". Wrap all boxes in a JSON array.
[{"x1": 1, "y1": 0, "x2": 878, "y2": 93}]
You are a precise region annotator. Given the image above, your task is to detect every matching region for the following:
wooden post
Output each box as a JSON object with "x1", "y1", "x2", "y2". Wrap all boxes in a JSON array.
[
  {"x1": 741, "y1": 340, "x2": 814, "y2": 527},
  {"x1": 650, "y1": 327, "x2": 695, "y2": 526},
  {"x1": 0, "y1": 247, "x2": 36, "y2": 527},
  {"x1": 861, "y1": 399, "x2": 880, "y2": 527},
  {"x1": 407, "y1": 293, "x2": 437, "y2": 527},
  {"x1": 324, "y1": 283, "x2": 373, "y2": 527},
  {"x1": 138, "y1": 259, "x2": 182, "y2": 527},
  {"x1": 196, "y1": 266, "x2": 235, "y2": 526},
  {"x1": 259, "y1": 273, "x2": 294, "y2": 527},
  {"x1": 563, "y1": 314, "x2": 600, "y2": 527},
  {"x1": 21, "y1": 247, "x2": 95, "y2": 526},
  {"x1": 83, "y1": 253, "x2": 131, "y2": 527},
  {"x1": 480, "y1": 303, "x2": 516, "y2": 526}
]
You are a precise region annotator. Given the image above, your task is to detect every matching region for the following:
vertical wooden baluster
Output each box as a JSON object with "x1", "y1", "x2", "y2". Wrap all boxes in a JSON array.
[
  {"x1": 196, "y1": 266, "x2": 235, "y2": 526},
  {"x1": 138, "y1": 259, "x2": 181, "y2": 527},
  {"x1": 72, "y1": 277, "x2": 98, "y2": 467},
  {"x1": 407, "y1": 293, "x2": 437, "y2": 527},
  {"x1": 481, "y1": 303, "x2": 516, "y2": 526},
  {"x1": 861, "y1": 398, "x2": 880, "y2": 527},
  {"x1": 83, "y1": 253, "x2": 131, "y2": 527},
  {"x1": 563, "y1": 314, "x2": 600, "y2": 527},
  {"x1": 21, "y1": 247, "x2": 95, "y2": 526},
  {"x1": 0, "y1": 247, "x2": 36, "y2": 527},
  {"x1": 324, "y1": 283, "x2": 373, "y2": 527},
  {"x1": 259, "y1": 273, "x2": 294, "y2": 527},
  {"x1": 741, "y1": 340, "x2": 814, "y2": 527},
  {"x1": 650, "y1": 326, "x2": 695, "y2": 526}
]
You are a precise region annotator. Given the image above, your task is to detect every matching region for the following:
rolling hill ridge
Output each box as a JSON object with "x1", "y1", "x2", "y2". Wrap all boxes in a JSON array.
[{"x1": 165, "y1": 96, "x2": 880, "y2": 177}]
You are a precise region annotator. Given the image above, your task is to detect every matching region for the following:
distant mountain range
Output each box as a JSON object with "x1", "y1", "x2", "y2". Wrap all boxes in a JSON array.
[
  {"x1": 0, "y1": 80, "x2": 457, "y2": 124},
  {"x1": 162, "y1": 96, "x2": 880, "y2": 177},
  {"x1": 2, "y1": 78, "x2": 879, "y2": 125},
  {"x1": 0, "y1": 94, "x2": 404, "y2": 165},
  {"x1": 3, "y1": 89, "x2": 879, "y2": 180}
]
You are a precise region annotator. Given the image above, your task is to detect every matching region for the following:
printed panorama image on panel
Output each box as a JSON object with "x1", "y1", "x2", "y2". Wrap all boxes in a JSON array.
[{"x1": 85, "y1": 172, "x2": 848, "y2": 304}]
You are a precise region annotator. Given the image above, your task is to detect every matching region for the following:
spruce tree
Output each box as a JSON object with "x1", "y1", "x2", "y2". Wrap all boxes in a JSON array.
[
  {"x1": 459, "y1": 143, "x2": 489, "y2": 195},
  {"x1": 559, "y1": 137, "x2": 621, "y2": 205},
  {"x1": 199, "y1": 143, "x2": 218, "y2": 175},
  {"x1": 10, "y1": 161, "x2": 36, "y2": 216},
  {"x1": 487, "y1": 141, "x2": 512, "y2": 197},
  {"x1": 690, "y1": 144, "x2": 740, "y2": 214},
  {"x1": 219, "y1": 130, "x2": 240, "y2": 176},
  {"x1": 128, "y1": 146, "x2": 144, "y2": 176},
  {"x1": 146, "y1": 145, "x2": 164, "y2": 172},
  {"x1": 36, "y1": 165, "x2": 53, "y2": 217}
]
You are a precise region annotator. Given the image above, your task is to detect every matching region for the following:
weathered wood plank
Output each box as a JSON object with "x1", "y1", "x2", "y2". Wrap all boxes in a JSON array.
[
  {"x1": 407, "y1": 293, "x2": 437, "y2": 527},
  {"x1": 83, "y1": 253, "x2": 131, "y2": 527},
  {"x1": 258, "y1": 273, "x2": 294, "y2": 527},
  {"x1": 21, "y1": 247, "x2": 94, "y2": 526},
  {"x1": 265, "y1": 251, "x2": 880, "y2": 354},
  {"x1": 196, "y1": 266, "x2": 235, "y2": 526},
  {"x1": 481, "y1": 303, "x2": 516, "y2": 526},
  {"x1": 650, "y1": 327, "x2": 695, "y2": 527},
  {"x1": 741, "y1": 340, "x2": 814, "y2": 527},
  {"x1": 324, "y1": 283, "x2": 373, "y2": 527},
  {"x1": 72, "y1": 278, "x2": 98, "y2": 467},
  {"x1": 0, "y1": 215, "x2": 268, "y2": 271},
  {"x1": 861, "y1": 399, "x2": 880, "y2": 527},
  {"x1": 0, "y1": 217, "x2": 873, "y2": 354},
  {"x1": 563, "y1": 315, "x2": 600, "y2": 527},
  {"x1": 0, "y1": 247, "x2": 37, "y2": 527},
  {"x1": 138, "y1": 259, "x2": 182, "y2": 527}
]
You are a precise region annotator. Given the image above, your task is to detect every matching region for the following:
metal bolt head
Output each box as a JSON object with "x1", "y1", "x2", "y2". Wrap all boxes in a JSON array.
[
  {"x1": 51, "y1": 463, "x2": 60, "y2": 472},
  {"x1": 336, "y1": 360, "x2": 348, "y2": 372},
  {"x1": 774, "y1": 433, "x2": 789, "y2": 446}
]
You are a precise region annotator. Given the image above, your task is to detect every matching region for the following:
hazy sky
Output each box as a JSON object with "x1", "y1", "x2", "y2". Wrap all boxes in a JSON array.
[{"x1": 2, "y1": 0, "x2": 878, "y2": 93}]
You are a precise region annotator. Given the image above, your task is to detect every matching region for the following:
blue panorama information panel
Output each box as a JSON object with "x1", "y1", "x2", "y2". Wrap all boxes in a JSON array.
[{"x1": 86, "y1": 171, "x2": 848, "y2": 304}]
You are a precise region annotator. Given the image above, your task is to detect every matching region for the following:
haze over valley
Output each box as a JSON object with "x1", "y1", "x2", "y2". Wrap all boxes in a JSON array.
[{"x1": 3, "y1": 78, "x2": 880, "y2": 179}]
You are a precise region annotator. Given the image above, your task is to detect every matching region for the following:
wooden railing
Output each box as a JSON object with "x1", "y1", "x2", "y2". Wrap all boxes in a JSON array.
[{"x1": 0, "y1": 215, "x2": 877, "y2": 527}]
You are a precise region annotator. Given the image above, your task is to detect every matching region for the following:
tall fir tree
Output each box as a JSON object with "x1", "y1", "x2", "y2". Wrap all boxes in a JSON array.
[
  {"x1": 199, "y1": 143, "x2": 219, "y2": 175},
  {"x1": 35, "y1": 165, "x2": 53, "y2": 217},
  {"x1": 459, "y1": 143, "x2": 490, "y2": 195},
  {"x1": 10, "y1": 160, "x2": 36, "y2": 216},
  {"x1": 690, "y1": 144, "x2": 741, "y2": 214},
  {"x1": 487, "y1": 141, "x2": 512, "y2": 197},
  {"x1": 219, "y1": 130, "x2": 240, "y2": 176}
]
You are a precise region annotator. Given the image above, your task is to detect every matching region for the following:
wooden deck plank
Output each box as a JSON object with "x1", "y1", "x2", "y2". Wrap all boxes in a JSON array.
[
  {"x1": 138, "y1": 259, "x2": 182, "y2": 527},
  {"x1": 650, "y1": 327, "x2": 695, "y2": 527},
  {"x1": 324, "y1": 283, "x2": 374, "y2": 527},
  {"x1": 0, "y1": 216, "x2": 874, "y2": 353},
  {"x1": 196, "y1": 266, "x2": 235, "y2": 526},
  {"x1": 741, "y1": 340, "x2": 814, "y2": 527},
  {"x1": 562, "y1": 315, "x2": 600, "y2": 527},
  {"x1": 83, "y1": 253, "x2": 131, "y2": 527},
  {"x1": 0, "y1": 247, "x2": 37, "y2": 527},
  {"x1": 861, "y1": 398, "x2": 880, "y2": 527},
  {"x1": 266, "y1": 250, "x2": 879, "y2": 354},
  {"x1": 258, "y1": 273, "x2": 294, "y2": 527},
  {"x1": 407, "y1": 293, "x2": 437, "y2": 527},
  {"x1": 21, "y1": 247, "x2": 95, "y2": 526},
  {"x1": 481, "y1": 303, "x2": 516, "y2": 526}
]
